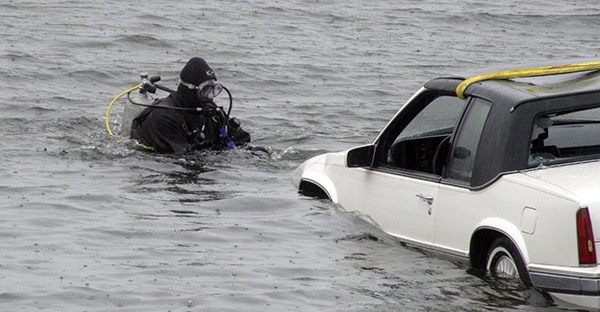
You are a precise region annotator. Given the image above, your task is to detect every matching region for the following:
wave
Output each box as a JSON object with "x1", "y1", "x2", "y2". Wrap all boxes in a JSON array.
[{"x1": 113, "y1": 34, "x2": 175, "y2": 49}]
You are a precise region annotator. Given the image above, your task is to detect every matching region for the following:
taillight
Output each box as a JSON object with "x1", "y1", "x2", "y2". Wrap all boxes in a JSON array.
[{"x1": 577, "y1": 207, "x2": 597, "y2": 265}]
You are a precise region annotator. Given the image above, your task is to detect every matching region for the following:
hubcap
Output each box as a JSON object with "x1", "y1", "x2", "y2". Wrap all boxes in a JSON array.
[{"x1": 493, "y1": 254, "x2": 518, "y2": 277}]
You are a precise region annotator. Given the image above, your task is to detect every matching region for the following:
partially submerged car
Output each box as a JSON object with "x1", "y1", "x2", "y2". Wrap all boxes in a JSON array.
[{"x1": 293, "y1": 59, "x2": 600, "y2": 308}]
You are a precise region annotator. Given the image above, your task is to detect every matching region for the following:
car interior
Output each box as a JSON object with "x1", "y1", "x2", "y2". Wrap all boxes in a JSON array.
[
  {"x1": 388, "y1": 133, "x2": 450, "y2": 174},
  {"x1": 529, "y1": 108, "x2": 600, "y2": 166}
]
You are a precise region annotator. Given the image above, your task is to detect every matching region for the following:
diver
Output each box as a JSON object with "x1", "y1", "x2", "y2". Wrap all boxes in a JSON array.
[{"x1": 130, "y1": 57, "x2": 251, "y2": 154}]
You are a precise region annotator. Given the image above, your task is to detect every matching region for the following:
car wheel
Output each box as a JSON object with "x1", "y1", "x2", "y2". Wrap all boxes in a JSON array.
[{"x1": 485, "y1": 236, "x2": 532, "y2": 286}]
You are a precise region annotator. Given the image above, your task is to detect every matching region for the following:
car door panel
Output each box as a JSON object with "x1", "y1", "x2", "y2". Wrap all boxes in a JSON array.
[{"x1": 334, "y1": 167, "x2": 438, "y2": 245}]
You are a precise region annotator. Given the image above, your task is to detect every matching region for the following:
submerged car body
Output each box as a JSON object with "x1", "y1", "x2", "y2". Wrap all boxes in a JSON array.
[{"x1": 293, "y1": 59, "x2": 600, "y2": 308}]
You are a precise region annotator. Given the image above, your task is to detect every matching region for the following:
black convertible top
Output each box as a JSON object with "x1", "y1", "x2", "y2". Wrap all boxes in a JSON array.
[{"x1": 422, "y1": 59, "x2": 600, "y2": 187}]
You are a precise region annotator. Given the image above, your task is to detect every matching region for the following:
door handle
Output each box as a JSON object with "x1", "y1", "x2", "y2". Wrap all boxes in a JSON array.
[{"x1": 416, "y1": 194, "x2": 434, "y2": 205}]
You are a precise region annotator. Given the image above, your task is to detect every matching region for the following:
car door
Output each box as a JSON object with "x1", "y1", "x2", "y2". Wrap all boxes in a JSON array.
[
  {"x1": 336, "y1": 90, "x2": 467, "y2": 246},
  {"x1": 433, "y1": 98, "x2": 493, "y2": 254}
]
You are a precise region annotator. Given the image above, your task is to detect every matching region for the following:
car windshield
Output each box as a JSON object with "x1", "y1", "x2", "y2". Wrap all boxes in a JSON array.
[{"x1": 529, "y1": 106, "x2": 600, "y2": 166}]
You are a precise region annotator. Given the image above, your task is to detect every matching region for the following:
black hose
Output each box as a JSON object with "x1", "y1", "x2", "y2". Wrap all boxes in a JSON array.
[
  {"x1": 155, "y1": 84, "x2": 175, "y2": 93},
  {"x1": 222, "y1": 85, "x2": 233, "y2": 116},
  {"x1": 127, "y1": 82, "x2": 233, "y2": 116}
]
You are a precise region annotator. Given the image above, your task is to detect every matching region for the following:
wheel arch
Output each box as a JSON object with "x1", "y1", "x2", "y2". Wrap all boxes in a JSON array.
[
  {"x1": 298, "y1": 174, "x2": 338, "y2": 202},
  {"x1": 469, "y1": 218, "x2": 530, "y2": 270}
]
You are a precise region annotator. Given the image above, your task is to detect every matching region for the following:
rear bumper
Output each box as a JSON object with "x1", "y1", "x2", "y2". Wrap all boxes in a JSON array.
[
  {"x1": 530, "y1": 270, "x2": 600, "y2": 309},
  {"x1": 531, "y1": 271, "x2": 600, "y2": 296}
]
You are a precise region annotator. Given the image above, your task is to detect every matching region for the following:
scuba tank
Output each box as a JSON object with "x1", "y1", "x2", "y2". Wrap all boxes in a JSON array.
[{"x1": 120, "y1": 73, "x2": 157, "y2": 137}]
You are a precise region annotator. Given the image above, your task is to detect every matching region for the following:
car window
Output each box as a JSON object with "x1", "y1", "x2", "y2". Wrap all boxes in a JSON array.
[
  {"x1": 529, "y1": 106, "x2": 600, "y2": 167},
  {"x1": 446, "y1": 99, "x2": 492, "y2": 183},
  {"x1": 385, "y1": 95, "x2": 466, "y2": 174}
]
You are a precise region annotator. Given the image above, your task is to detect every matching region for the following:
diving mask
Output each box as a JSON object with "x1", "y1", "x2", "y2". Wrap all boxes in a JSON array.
[
  {"x1": 197, "y1": 80, "x2": 223, "y2": 98},
  {"x1": 180, "y1": 79, "x2": 223, "y2": 99}
]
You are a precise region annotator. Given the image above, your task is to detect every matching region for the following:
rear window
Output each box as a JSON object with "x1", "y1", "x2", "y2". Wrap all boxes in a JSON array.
[{"x1": 529, "y1": 106, "x2": 600, "y2": 166}]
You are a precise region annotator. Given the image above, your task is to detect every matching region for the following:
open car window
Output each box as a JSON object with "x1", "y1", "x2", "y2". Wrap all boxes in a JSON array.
[
  {"x1": 529, "y1": 106, "x2": 600, "y2": 167},
  {"x1": 383, "y1": 94, "x2": 466, "y2": 174}
]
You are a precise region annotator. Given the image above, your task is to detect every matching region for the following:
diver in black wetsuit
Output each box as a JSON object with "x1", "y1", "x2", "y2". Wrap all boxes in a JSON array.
[{"x1": 130, "y1": 57, "x2": 250, "y2": 154}]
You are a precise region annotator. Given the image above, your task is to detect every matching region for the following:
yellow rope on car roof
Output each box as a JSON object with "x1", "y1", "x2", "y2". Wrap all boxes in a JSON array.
[{"x1": 455, "y1": 61, "x2": 600, "y2": 99}]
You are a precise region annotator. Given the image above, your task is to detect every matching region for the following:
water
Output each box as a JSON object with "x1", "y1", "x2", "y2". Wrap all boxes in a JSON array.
[{"x1": 1, "y1": 0, "x2": 598, "y2": 310}]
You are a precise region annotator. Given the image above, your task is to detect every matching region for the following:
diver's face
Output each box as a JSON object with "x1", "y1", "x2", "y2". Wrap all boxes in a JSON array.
[
  {"x1": 197, "y1": 93, "x2": 212, "y2": 103},
  {"x1": 196, "y1": 79, "x2": 222, "y2": 102}
]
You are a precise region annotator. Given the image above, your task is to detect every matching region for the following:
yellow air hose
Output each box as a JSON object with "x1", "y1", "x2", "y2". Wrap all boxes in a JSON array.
[
  {"x1": 455, "y1": 61, "x2": 600, "y2": 99},
  {"x1": 105, "y1": 85, "x2": 140, "y2": 136}
]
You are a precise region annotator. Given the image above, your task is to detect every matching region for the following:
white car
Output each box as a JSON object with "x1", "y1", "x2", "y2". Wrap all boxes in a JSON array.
[{"x1": 293, "y1": 59, "x2": 600, "y2": 308}]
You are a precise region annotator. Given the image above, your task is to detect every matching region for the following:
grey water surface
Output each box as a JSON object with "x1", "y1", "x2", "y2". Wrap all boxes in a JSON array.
[{"x1": 1, "y1": 0, "x2": 599, "y2": 311}]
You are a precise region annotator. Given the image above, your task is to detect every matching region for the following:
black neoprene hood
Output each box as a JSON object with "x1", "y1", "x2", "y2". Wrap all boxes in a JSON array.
[{"x1": 180, "y1": 57, "x2": 216, "y2": 86}]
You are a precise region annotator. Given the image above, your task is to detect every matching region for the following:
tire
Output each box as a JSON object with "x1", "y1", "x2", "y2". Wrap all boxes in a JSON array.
[{"x1": 485, "y1": 236, "x2": 532, "y2": 286}]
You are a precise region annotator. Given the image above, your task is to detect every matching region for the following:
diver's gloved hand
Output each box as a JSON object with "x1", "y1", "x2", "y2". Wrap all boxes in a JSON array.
[{"x1": 228, "y1": 117, "x2": 241, "y2": 130}]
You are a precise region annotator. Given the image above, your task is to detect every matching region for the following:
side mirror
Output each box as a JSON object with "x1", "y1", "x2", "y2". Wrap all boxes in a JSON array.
[{"x1": 346, "y1": 144, "x2": 375, "y2": 168}]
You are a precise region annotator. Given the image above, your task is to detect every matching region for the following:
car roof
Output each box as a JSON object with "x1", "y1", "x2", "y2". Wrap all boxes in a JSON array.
[
  {"x1": 424, "y1": 58, "x2": 600, "y2": 107},
  {"x1": 422, "y1": 59, "x2": 600, "y2": 187}
]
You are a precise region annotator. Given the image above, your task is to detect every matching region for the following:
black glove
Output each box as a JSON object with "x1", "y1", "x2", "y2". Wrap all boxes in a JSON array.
[{"x1": 228, "y1": 117, "x2": 241, "y2": 130}]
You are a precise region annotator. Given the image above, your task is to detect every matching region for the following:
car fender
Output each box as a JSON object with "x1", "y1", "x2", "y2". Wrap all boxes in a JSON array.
[
  {"x1": 300, "y1": 172, "x2": 339, "y2": 202},
  {"x1": 474, "y1": 217, "x2": 530, "y2": 264}
]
